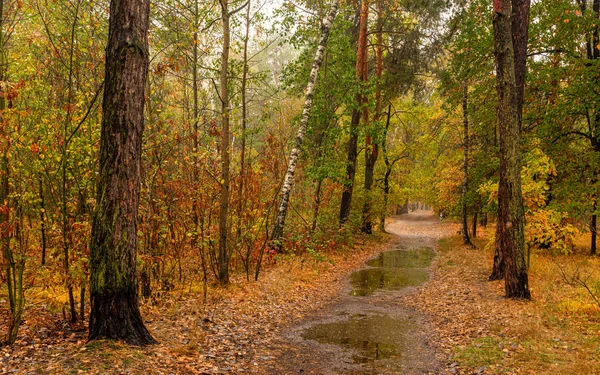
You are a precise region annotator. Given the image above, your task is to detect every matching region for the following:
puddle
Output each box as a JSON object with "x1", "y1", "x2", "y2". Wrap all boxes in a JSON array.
[
  {"x1": 349, "y1": 268, "x2": 429, "y2": 296},
  {"x1": 300, "y1": 246, "x2": 436, "y2": 369},
  {"x1": 301, "y1": 314, "x2": 411, "y2": 364},
  {"x1": 349, "y1": 247, "x2": 435, "y2": 296},
  {"x1": 366, "y1": 247, "x2": 435, "y2": 268}
]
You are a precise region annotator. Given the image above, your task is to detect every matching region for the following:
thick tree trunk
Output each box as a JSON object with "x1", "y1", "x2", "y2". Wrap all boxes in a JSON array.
[
  {"x1": 89, "y1": 0, "x2": 156, "y2": 345},
  {"x1": 340, "y1": 0, "x2": 368, "y2": 225},
  {"x1": 269, "y1": 1, "x2": 339, "y2": 251},
  {"x1": 491, "y1": 0, "x2": 530, "y2": 299},
  {"x1": 489, "y1": 0, "x2": 530, "y2": 282},
  {"x1": 511, "y1": 0, "x2": 530, "y2": 126},
  {"x1": 461, "y1": 83, "x2": 473, "y2": 246},
  {"x1": 218, "y1": 0, "x2": 231, "y2": 283}
]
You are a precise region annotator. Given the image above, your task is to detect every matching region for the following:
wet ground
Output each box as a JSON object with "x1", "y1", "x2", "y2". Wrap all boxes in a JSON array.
[{"x1": 267, "y1": 210, "x2": 448, "y2": 375}]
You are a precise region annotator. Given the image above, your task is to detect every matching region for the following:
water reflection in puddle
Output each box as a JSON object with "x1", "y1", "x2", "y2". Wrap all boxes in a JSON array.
[
  {"x1": 350, "y1": 247, "x2": 435, "y2": 296},
  {"x1": 300, "y1": 246, "x2": 436, "y2": 369},
  {"x1": 366, "y1": 247, "x2": 436, "y2": 268},
  {"x1": 349, "y1": 268, "x2": 429, "y2": 296},
  {"x1": 301, "y1": 314, "x2": 411, "y2": 364}
]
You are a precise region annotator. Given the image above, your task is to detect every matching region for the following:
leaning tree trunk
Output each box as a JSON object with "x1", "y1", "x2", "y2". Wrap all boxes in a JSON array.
[
  {"x1": 491, "y1": 0, "x2": 530, "y2": 299},
  {"x1": 339, "y1": 0, "x2": 369, "y2": 225},
  {"x1": 89, "y1": 0, "x2": 156, "y2": 345},
  {"x1": 489, "y1": 0, "x2": 530, "y2": 281},
  {"x1": 461, "y1": 83, "x2": 473, "y2": 247},
  {"x1": 269, "y1": 0, "x2": 340, "y2": 252}
]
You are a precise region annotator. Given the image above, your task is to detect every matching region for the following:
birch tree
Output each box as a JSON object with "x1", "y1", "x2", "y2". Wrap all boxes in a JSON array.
[{"x1": 270, "y1": 0, "x2": 340, "y2": 252}]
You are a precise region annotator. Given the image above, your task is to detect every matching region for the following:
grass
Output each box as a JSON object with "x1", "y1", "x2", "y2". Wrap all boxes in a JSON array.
[
  {"x1": 433, "y1": 226, "x2": 600, "y2": 375},
  {"x1": 454, "y1": 336, "x2": 505, "y2": 367}
]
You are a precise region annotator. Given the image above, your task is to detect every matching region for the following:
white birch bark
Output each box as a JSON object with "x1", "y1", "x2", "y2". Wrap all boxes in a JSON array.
[{"x1": 270, "y1": 0, "x2": 340, "y2": 251}]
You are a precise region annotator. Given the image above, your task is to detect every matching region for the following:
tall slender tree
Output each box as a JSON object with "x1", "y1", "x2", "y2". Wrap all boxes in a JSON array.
[
  {"x1": 218, "y1": 0, "x2": 232, "y2": 284},
  {"x1": 270, "y1": 0, "x2": 340, "y2": 251},
  {"x1": 89, "y1": 0, "x2": 156, "y2": 344},
  {"x1": 362, "y1": 0, "x2": 382, "y2": 234},
  {"x1": 339, "y1": 0, "x2": 369, "y2": 224},
  {"x1": 461, "y1": 82, "x2": 473, "y2": 247}
]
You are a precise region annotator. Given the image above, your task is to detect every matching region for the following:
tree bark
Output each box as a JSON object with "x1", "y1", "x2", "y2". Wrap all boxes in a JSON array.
[
  {"x1": 39, "y1": 177, "x2": 47, "y2": 266},
  {"x1": 340, "y1": 0, "x2": 368, "y2": 225},
  {"x1": 217, "y1": 0, "x2": 231, "y2": 283},
  {"x1": 310, "y1": 178, "x2": 323, "y2": 234},
  {"x1": 0, "y1": 0, "x2": 25, "y2": 346},
  {"x1": 511, "y1": 0, "x2": 530, "y2": 126},
  {"x1": 237, "y1": 0, "x2": 251, "y2": 242},
  {"x1": 491, "y1": 0, "x2": 530, "y2": 299},
  {"x1": 472, "y1": 210, "x2": 478, "y2": 238},
  {"x1": 461, "y1": 82, "x2": 473, "y2": 247},
  {"x1": 489, "y1": 0, "x2": 530, "y2": 282},
  {"x1": 89, "y1": 0, "x2": 156, "y2": 345},
  {"x1": 379, "y1": 104, "x2": 393, "y2": 232},
  {"x1": 269, "y1": 1, "x2": 340, "y2": 251},
  {"x1": 592, "y1": 199, "x2": 597, "y2": 255}
]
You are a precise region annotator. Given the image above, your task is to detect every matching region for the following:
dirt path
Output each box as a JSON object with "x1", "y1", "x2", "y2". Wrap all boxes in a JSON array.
[{"x1": 265, "y1": 210, "x2": 454, "y2": 375}]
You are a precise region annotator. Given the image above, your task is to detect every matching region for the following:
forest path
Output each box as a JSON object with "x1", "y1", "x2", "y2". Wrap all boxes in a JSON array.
[{"x1": 265, "y1": 210, "x2": 453, "y2": 375}]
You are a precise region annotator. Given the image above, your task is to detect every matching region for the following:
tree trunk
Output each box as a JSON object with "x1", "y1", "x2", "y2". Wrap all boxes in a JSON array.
[
  {"x1": 591, "y1": 199, "x2": 597, "y2": 255},
  {"x1": 379, "y1": 104, "x2": 393, "y2": 232},
  {"x1": 237, "y1": 0, "x2": 251, "y2": 242},
  {"x1": 362, "y1": 2, "x2": 382, "y2": 234},
  {"x1": 39, "y1": 177, "x2": 47, "y2": 266},
  {"x1": 511, "y1": 0, "x2": 531, "y2": 126},
  {"x1": 0, "y1": 0, "x2": 25, "y2": 346},
  {"x1": 489, "y1": 0, "x2": 530, "y2": 282},
  {"x1": 491, "y1": 0, "x2": 530, "y2": 299},
  {"x1": 340, "y1": 0, "x2": 368, "y2": 225},
  {"x1": 218, "y1": 0, "x2": 231, "y2": 283},
  {"x1": 60, "y1": 0, "x2": 81, "y2": 323},
  {"x1": 269, "y1": 1, "x2": 339, "y2": 251},
  {"x1": 89, "y1": 0, "x2": 156, "y2": 345},
  {"x1": 311, "y1": 178, "x2": 323, "y2": 234},
  {"x1": 472, "y1": 210, "x2": 478, "y2": 239},
  {"x1": 461, "y1": 82, "x2": 473, "y2": 246}
]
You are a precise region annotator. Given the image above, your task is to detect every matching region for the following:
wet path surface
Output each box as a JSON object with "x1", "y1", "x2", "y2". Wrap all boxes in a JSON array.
[{"x1": 269, "y1": 211, "x2": 447, "y2": 375}]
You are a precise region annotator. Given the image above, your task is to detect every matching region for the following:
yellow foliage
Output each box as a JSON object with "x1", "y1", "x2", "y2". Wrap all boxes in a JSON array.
[{"x1": 525, "y1": 209, "x2": 579, "y2": 253}]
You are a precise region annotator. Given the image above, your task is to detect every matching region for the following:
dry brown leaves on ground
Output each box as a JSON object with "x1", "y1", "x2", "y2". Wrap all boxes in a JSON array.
[
  {"x1": 0, "y1": 233, "x2": 393, "y2": 375},
  {"x1": 403, "y1": 225, "x2": 600, "y2": 375}
]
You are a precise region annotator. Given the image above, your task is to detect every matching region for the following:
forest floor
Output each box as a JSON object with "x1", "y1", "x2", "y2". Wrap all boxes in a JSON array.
[{"x1": 1, "y1": 211, "x2": 600, "y2": 374}]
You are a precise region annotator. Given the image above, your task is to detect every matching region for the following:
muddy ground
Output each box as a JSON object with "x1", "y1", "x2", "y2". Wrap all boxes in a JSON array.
[{"x1": 264, "y1": 210, "x2": 453, "y2": 375}]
